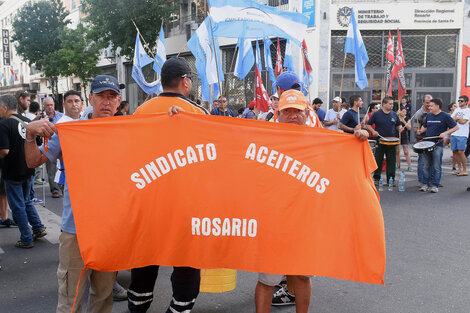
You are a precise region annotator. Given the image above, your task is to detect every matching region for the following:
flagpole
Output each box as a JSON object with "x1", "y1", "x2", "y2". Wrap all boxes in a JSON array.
[
  {"x1": 132, "y1": 20, "x2": 162, "y2": 69},
  {"x1": 208, "y1": 15, "x2": 223, "y2": 97}
]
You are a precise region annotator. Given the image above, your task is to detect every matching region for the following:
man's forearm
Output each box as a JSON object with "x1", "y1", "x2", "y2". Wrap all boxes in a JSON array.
[
  {"x1": 24, "y1": 140, "x2": 47, "y2": 168},
  {"x1": 339, "y1": 123, "x2": 354, "y2": 133}
]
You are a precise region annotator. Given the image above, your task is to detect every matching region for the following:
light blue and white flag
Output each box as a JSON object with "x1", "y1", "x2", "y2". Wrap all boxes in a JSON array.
[
  {"x1": 131, "y1": 32, "x2": 162, "y2": 95},
  {"x1": 255, "y1": 40, "x2": 262, "y2": 73},
  {"x1": 283, "y1": 39, "x2": 294, "y2": 72},
  {"x1": 208, "y1": 0, "x2": 308, "y2": 46},
  {"x1": 263, "y1": 37, "x2": 276, "y2": 94},
  {"x1": 153, "y1": 25, "x2": 167, "y2": 74},
  {"x1": 344, "y1": 9, "x2": 369, "y2": 90},
  {"x1": 187, "y1": 16, "x2": 225, "y2": 102},
  {"x1": 234, "y1": 38, "x2": 254, "y2": 80},
  {"x1": 301, "y1": 67, "x2": 313, "y2": 96}
]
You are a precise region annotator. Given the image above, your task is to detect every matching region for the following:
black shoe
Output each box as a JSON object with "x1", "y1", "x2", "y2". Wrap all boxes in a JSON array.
[
  {"x1": 272, "y1": 285, "x2": 295, "y2": 306},
  {"x1": 0, "y1": 218, "x2": 17, "y2": 228}
]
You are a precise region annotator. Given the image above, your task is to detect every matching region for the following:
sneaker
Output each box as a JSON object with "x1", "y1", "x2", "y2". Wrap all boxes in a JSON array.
[
  {"x1": 430, "y1": 186, "x2": 439, "y2": 193},
  {"x1": 407, "y1": 167, "x2": 412, "y2": 171},
  {"x1": 32, "y1": 197, "x2": 43, "y2": 204},
  {"x1": 34, "y1": 179, "x2": 43, "y2": 185},
  {"x1": 419, "y1": 185, "x2": 429, "y2": 192},
  {"x1": 0, "y1": 218, "x2": 17, "y2": 228},
  {"x1": 272, "y1": 285, "x2": 295, "y2": 306},
  {"x1": 15, "y1": 240, "x2": 34, "y2": 249},
  {"x1": 113, "y1": 281, "x2": 128, "y2": 301},
  {"x1": 32, "y1": 228, "x2": 47, "y2": 241}
]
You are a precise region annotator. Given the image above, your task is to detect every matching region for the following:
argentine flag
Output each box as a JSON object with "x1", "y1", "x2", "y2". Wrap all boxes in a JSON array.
[
  {"x1": 263, "y1": 37, "x2": 276, "y2": 94},
  {"x1": 131, "y1": 32, "x2": 162, "y2": 95},
  {"x1": 153, "y1": 25, "x2": 167, "y2": 74},
  {"x1": 187, "y1": 16, "x2": 224, "y2": 102},
  {"x1": 208, "y1": 0, "x2": 308, "y2": 46},
  {"x1": 344, "y1": 9, "x2": 369, "y2": 90},
  {"x1": 283, "y1": 40, "x2": 294, "y2": 72},
  {"x1": 234, "y1": 38, "x2": 254, "y2": 80}
]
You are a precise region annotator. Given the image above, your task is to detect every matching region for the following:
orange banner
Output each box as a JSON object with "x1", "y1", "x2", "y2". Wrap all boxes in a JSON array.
[
  {"x1": 461, "y1": 44, "x2": 470, "y2": 97},
  {"x1": 56, "y1": 113, "x2": 385, "y2": 284}
]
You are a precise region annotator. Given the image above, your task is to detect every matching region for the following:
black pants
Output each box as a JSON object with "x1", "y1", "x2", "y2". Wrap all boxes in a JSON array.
[
  {"x1": 465, "y1": 136, "x2": 470, "y2": 158},
  {"x1": 128, "y1": 265, "x2": 200, "y2": 313},
  {"x1": 373, "y1": 143, "x2": 397, "y2": 183}
]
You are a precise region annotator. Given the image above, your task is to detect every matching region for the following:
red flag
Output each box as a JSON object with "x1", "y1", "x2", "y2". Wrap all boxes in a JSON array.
[
  {"x1": 255, "y1": 65, "x2": 271, "y2": 112},
  {"x1": 10, "y1": 69, "x2": 17, "y2": 81},
  {"x1": 385, "y1": 30, "x2": 394, "y2": 96},
  {"x1": 301, "y1": 40, "x2": 312, "y2": 74},
  {"x1": 389, "y1": 29, "x2": 407, "y2": 100},
  {"x1": 275, "y1": 38, "x2": 283, "y2": 76}
]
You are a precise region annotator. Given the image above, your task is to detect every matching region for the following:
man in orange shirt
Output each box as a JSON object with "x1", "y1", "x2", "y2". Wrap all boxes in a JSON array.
[
  {"x1": 129, "y1": 57, "x2": 205, "y2": 313},
  {"x1": 134, "y1": 57, "x2": 208, "y2": 115}
]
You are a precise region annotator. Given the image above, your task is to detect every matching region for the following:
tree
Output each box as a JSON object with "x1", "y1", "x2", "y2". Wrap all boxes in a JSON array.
[
  {"x1": 55, "y1": 24, "x2": 101, "y2": 101},
  {"x1": 82, "y1": 0, "x2": 176, "y2": 59},
  {"x1": 12, "y1": 0, "x2": 70, "y2": 96}
]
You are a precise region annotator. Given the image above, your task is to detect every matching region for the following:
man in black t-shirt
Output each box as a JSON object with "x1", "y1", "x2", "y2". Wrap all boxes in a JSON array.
[
  {"x1": 365, "y1": 97, "x2": 403, "y2": 185},
  {"x1": 0, "y1": 95, "x2": 46, "y2": 248}
]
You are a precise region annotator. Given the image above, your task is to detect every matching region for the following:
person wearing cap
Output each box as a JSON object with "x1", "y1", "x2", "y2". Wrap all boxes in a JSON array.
[
  {"x1": 240, "y1": 100, "x2": 258, "y2": 119},
  {"x1": 24, "y1": 74, "x2": 124, "y2": 313},
  {"x1": 259, "y1": 93, "x2": 279, "y2": 122},
  {"x1": 255, "y1": 89, "x2": 314, "y2": 313},
  {"x1": 312, "y1": 98, "x2": 326, "y2": 123},
  {"x1": 274, "y1": 72, "x2": 322, "y2": 128},
  {"x1": 135, "y1": 57, "x2": 208, "y2": 115},
  {"x1": 130, "y1": 57, "x2": 204, "y2": 313},
  {"x1": 324, "y1": 97, "x2": 344, "y2": 131}
]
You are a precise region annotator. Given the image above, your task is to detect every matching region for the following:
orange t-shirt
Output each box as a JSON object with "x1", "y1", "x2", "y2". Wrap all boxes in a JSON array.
[{"x1": 135, "y1": 93, "x2": 208, "y2": 115}]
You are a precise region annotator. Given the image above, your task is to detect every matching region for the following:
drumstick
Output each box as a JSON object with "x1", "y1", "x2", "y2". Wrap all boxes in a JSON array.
[{"x1": 422, "y1": 136, "x2": 441, "y2": 140}]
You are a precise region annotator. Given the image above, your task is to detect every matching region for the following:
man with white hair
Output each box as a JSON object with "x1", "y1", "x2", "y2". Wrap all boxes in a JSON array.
[{"x1": 43, "y1": 97, "x2": 63, "y2": 198}]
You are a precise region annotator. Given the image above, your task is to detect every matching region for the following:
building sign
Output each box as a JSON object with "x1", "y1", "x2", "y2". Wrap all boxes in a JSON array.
[
  {"x1": 331, "y1": 3, "x2": 463, "y2": 30},
  {"x1": 302, "y1": 0, "x2": 315, "y2": 27},
  {"x1": 2, "y1": 29, "x2": 10, "y2": 66}
]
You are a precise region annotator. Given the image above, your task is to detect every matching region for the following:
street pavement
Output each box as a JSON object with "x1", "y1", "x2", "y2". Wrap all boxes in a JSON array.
[{"x1": 1, "y1": 147, "x2": 470, "y2": 313}]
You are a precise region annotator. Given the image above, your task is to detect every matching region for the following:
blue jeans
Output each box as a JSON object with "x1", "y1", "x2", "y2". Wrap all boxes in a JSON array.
[
  {"x1": 4, "y1": 177, "x2": 44, "y2": 244},
  {"x1": 418, "y1": 152, "x2": 434, "y2": 183},
  {"x1": 423, "y1": 146, "x2": 444, "y2": 188}
]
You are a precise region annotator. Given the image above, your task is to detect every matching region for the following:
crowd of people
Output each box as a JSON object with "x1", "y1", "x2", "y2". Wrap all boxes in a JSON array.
[{"x1": 0, "y1": 55, "x2": 467, "y2": 313}]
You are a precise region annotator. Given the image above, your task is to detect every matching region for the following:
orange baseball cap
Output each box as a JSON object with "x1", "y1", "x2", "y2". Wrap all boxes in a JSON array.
[{"x1": 278, "y1": 89, "x2": 308, "y2": 111}]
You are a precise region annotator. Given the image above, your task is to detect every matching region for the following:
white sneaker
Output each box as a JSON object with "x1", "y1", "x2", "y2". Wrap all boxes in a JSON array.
[
  {"x1": 419, "y1": 185, "x2": 429, "y2": 192},
  {"x1": 430, "y1": 186, "x2": 439, "y2": 193}
]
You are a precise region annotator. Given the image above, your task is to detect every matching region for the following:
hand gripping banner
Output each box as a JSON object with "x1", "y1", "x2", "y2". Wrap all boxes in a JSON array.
[{"x1": 56, "y1": 113, "x2": 385, "y2": 284}]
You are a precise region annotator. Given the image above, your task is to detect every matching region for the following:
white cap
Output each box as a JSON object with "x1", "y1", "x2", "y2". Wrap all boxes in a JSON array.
[
  {"x1": 333, "y1": 97, "x2": 341, "y2": 102},
  {"x1": 270, "y1": 92, "x2": 279, "y2": 99}
]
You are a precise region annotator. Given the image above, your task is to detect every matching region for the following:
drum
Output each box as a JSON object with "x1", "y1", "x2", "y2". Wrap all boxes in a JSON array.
[
  {"x1": 378, "y1": 137, "x2": 400, "y2": 146},
  {"x1": 412, "y1": 140, "x2": 437, "y2": 153},
  {"x1": 368, "y1": 139, "x2": 377, "y2": 153}
]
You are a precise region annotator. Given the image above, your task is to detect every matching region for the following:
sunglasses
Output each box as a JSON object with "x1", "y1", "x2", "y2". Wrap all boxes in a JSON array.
[
  {"x1": 181, "y1": 74, "x2": 193, "y2": 81},
  {"x1": 458, "y1": 100, "x2": 464, "y2": 102}
]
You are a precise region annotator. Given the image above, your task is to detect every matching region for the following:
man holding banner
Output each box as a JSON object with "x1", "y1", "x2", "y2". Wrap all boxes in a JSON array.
[
  {"x1": 254, "y1": 89, "x2": 314, "y2": 313},
  {"x1": 131, "y1": 57, "x2": 206, "y2": 313},
  {"x1": 24, "y1": 75, "x2": 124, "y2": 313}
]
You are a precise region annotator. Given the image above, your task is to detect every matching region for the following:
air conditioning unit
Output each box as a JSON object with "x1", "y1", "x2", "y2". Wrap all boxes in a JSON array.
[
  {"x1": 170, "y1": 13, "x2": 179, "y2": 22},
  {"x1": 186, "y1": 22, "x2": 198, "y2": 40},
  {"x1": 29, "y1": 83, "x2": 40, "y2": 91},
  {"x1": 104, "y1": 46, "x2": 115, "y2": 59}
]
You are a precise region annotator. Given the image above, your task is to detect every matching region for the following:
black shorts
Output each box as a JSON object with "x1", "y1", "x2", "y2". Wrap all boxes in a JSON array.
[{"x1": 0, "y1": 169, "x2": 5, "y2": 195}]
